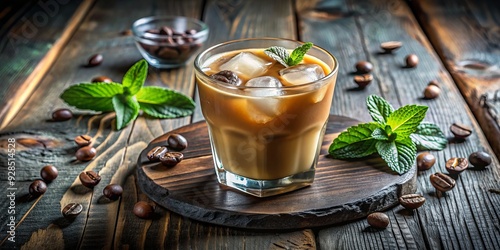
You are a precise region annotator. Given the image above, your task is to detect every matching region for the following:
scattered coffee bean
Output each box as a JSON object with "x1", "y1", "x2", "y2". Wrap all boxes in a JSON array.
[
  {"x1": 445, "y1": 157, "x2": 468, "y2": 177},
  {"x1": 430, "y1": 172, "x2": 455, "y2": 196},
  {"x1": 75, "y1": 146, "x2": 97, "y2": 161},
  {"x1": 103, "y1": 184, "x2": 123, "y2": 200},
  {"x1": 62, "y1": 203, "x2": 83, "y2": 219},
  {"x1": 52, "y1": 109, "x2": 73, "y2": 121},
  {"x1": 120, "y1": 29, "x2": 132, "y2": 36},
  {"x1": 380, "y1": 41, "x2": 402, "y2": 53},
  {"x1": 367, "y1": 212, "x2": 389, "y2": 229},
  {"x1": 450, "y1": 123, "x2": 472, "y2": 139},
  {"x1": 399, "y1": 194, "x2": 426, "y2": 209},
  {"x1": 147, "y1": 146, "x2": 168, "y2": 162},
  {"x1": 133, "y1": 201, "x2": 155, "y2": 219},
  {"x1": 79, "y1": 171, "x2": 101, "y2": 188},
  {"x1": 210, "y1": 70, "x2": 241, "y2": 85},
  {"x1": 468, "y1": 151, "x2": 492, "y2": 169},
  {"x1": 160, "y1": 152, "x2": 184, "y2": 167},
  {"x1": 355, "y1": 61, "x2": 373, "y2": 74},
  {"x1": 167, "y1": 134, "x2": 188, "y2": 151},
  {"x1": 88, "y1": 54, "x2": 103, "y2": 67},
  {"x1": 74, "y1": 135, "x2": 92, "y2": 147},
  {"x1": 29, "y1": 180, "x2": 47, "y2": 197},
  {"x1": 91, "y1": 76, "x2": 112, "y2": 83},
  {"x1": 489, "y1": 189, "x2": 500, "y2": 195},
  {"x1": 416, "y1": 152, "x2": 436, "y2": 171},
  {"x1": 354, "y1": 74, "x2": 373, "y2": 88},
  {"x1": 405, "y1": 54, "x2": 419, "y2": 68},
  {"x1": 40, "y1": 165, "x2": 58, "y2": 182},
  {"x1": 423, "y1": 81, "x2": 441, "y2": 99}
]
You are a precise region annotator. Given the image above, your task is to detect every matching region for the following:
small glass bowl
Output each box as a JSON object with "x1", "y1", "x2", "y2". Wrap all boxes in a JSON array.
[{"x1": 132, "y1": 16, "x2": 209, "y2": 69}]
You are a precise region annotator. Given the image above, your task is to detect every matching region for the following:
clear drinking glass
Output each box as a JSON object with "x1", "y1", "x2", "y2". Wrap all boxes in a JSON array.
[{"x1": 194, "y1": 38, "x2": 338, "y2": 197}]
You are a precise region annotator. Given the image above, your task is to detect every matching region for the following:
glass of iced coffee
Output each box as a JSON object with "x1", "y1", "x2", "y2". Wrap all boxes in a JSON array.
[{"x1": 194, "y1": 38, "x2": 338, "y2": 197}]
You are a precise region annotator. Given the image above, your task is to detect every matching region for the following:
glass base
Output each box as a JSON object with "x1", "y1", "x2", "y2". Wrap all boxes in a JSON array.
[{"x1": 216, "y1": 168, "x2": 315, "y2": 197}]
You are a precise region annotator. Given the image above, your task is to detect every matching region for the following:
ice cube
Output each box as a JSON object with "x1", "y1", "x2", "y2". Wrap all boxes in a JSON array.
[
  {"x1": 240, "y1": 76, "x2": 284, "y2": 123},
  {"x1": 245, "y1": 76, "x2": 283, "y2": 97},
  {"x1": 279, "y1": 64, "x2": 325, "y2": 85},
  {"x1": 219, "y1": 52, "x2": 273, "y2": 79},
  {"x1": 246, "y1": 98, "x2": 284, "y2": 124}
]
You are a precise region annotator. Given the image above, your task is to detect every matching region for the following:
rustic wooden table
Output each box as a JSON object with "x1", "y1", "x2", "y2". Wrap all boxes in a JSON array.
[{"x1": 1, "y1": 0, "x2": 499, "y2": 249}]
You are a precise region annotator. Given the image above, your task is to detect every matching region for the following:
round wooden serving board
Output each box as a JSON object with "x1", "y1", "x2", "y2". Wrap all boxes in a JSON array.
[{"x1": 136, "y1": 115, "x2": 417, "y2": 230}]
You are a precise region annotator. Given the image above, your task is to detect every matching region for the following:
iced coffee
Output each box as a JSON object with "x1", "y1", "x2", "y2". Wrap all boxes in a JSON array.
[{"x1": 194, "y1": 38, "x2": 338, "y2": 197}]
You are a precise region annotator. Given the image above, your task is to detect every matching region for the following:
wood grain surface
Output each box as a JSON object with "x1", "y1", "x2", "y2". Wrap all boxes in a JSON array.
[
  {"x1": 410, "y1": 0, "x2": 500, "y2": 159},
  {"x1": 137, "y1": 115, "x2": 416, "y2": 229},
  {"x1": 0, "y1": 0, "x2": 499, "y2": 249}
]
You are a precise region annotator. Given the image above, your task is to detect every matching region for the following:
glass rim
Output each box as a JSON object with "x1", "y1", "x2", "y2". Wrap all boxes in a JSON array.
[
  {"x1": 132, "y1": 16, "x2": 209, "y2": 41},
  {"x1": 194, "y1": 38, "x2": 339, "y2": 90}
]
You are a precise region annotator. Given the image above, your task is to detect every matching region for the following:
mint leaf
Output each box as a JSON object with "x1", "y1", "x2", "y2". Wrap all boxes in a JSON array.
[
  {"x1": 367, "y1": 95, "x2": 394, "y2": 124},
  {"x1": 288, "y1": 42, "x2": 313, "y2": 66},
  {"x1": 136, "y1": 86, "x2": 195, "y2": 118},
  {"x1": 60, "y1": 83, "x2": 123, "y2": 111},
  {"x1": 376, "y1": 137, "x2": 416, "y2": 174},
  {"x1": 329, "y1": 122, "x2": 380, "y2": 159},
  {"x1": 371, "y1": 127, "x2": 389, "y2": 140},
  {"x1": 122, "y1": 59, "x2": 147, "y2": 95},
  {"x1": 264, "y1": 46, "x2": 290, "y2": 67},
  {"x1": 112, "y1": 94, "x2": 140, "y2": 130},
  {"x1": 410, "y1": 122, "x2": 447, "y2": 150},
  {"x1": 387, "y1": 105, "x2": 428, "y2": 138}
]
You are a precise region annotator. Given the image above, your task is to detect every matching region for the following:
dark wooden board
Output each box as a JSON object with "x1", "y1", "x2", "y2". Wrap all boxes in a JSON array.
[{"x1": 137, "y1": 115, "x2": 417, "y2": 230}]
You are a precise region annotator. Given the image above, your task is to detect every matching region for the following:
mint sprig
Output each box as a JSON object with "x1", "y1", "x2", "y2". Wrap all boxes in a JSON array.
[
  {"x1": 329, "y1": 95, "x2": 447, "y2": 174},
  {"x1": 60, "y1": 59, "x2": 195, "y2": 130},
  {"x1": 264, "y1": 42, "x2": 313, "y2": 67}
]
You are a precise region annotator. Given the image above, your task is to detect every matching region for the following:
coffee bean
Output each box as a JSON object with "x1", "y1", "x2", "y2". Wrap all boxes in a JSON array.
[
  {"x1": 354, "y1": 74, "x2": 373, "y2": 88},
  {"x1": 445, "y1": 157, "x2": 468, "y2": 176},
  {"x1": 79, "y1": 171, "x2": 101, "y2": 188},
  {"x1": 210, "y1": 70, "x2": 241, "y2": 86},
  {"x1": 133, "y1": 201, "x2": 155, "y2": 219},
  {"x1": 147, "y1": 146, "x2": 168, "y2": 162},
  {"x1": 367, "y1": 212, "x2": 389, "y2": 229},
  {"x1": 91, "y1": 76, "x2": 112, "y2": 83},
  {"x1": 52, "y1": 109, "x2": 73, "y2": 121},
  {"x1": 423, "y1": 84, "x2": 440, "y2": 99},
  {"x1": 120, "y1": 29, "x2": 132, "y2": 36},
  {"x1": 75, "y1": 146, "x2": 96, "y2": 161},
  {"x1": 380, "y1": 41, "x2": 402, "y2": 53},
  {"x1": 399, "y1": 194, "x2": 426, "y2": 209},
  {"x1": 103, "y1": 184, "x2": 123, "y2": 200},
  {"x1": 157, "y1": 47, "x2": 179, "y2": 59},
  {"x1": 468, "y1": 151, "x2": 492, "y2": 169},
  {"x1": 430, "y1": 172, "x2": 455, "y2": 192},
  {"x1": 29, "y1": 180, "x2": 47, "y2": 197},
  {"x1": 355, "y1": 61, "x2": 373, "y2": 74},
  {"x1": 160, "y1": 152, "x2": 184, "y2": 167},
  {"x1": 450, "y1": 123, "x2": 472, "y2": 139},
  {"x1": 160, "y1": 26, "x2": 173, "y2": 36},
  {"x1": 416, "y1": 152, "x2": 435, "y2": 171},
  {"x1": 62, "y1": 203, "x2": 83, "y2": 219},
  {"x1": 74, "y1": 135, "x2": 92, "y2": 147},
  {"x1": 40, "y1": 165, "x2": 58, "y2": 182},
  {"x1": 405, "y1": 54, "x2": 419, "y2": 68},
  {"x1": 88, "y1": 54, "x2": 103, "y2": 67},
  {"x1": 185, "y1": 29, "x2": 197, "y2": 35},
  {"x1": 167, "y1": 134, "x2": 188, "y2": 151}
]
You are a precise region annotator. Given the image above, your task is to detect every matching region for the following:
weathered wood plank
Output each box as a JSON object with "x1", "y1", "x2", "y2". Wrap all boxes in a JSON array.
[
  {"x1": 295, "y1": 0, "x2": 500, "y2": 249},
  {"x1": 0, "y1": 0, "x2": 92, "y2": 129},
  {"x1": 0, "y1": 0, "x2": 320, "y2": 249},
  {"x1": 410, "y1": 0, "x2": 500, "y2": 159}
]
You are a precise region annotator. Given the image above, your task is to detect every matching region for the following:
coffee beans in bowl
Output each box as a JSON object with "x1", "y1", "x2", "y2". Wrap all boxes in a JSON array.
[{"x1": 132, "y1": 16, "x2": 209, "y2": 68}]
